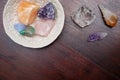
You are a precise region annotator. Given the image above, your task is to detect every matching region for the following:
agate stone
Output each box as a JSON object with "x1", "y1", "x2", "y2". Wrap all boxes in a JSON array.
[{"x1": 20, "y1": 26, "x2": 35, "y2": 37}]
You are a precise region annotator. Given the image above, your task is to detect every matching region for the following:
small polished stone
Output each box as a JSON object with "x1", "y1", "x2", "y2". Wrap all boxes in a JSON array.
[
  {"x1": 20, "y1": 31, "x2": 25, "y2": 35},
  {"x1": 20, "y1": 26, "x2": 35, "y2": 37},
  {"x1": 14, "y1": 23, "x2": 26, "y2": 32}
]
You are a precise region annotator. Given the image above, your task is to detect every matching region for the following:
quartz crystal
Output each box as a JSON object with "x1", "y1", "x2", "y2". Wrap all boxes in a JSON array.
[{"x1": 71, "y1": 6, "x2": 96, "y2": 28}]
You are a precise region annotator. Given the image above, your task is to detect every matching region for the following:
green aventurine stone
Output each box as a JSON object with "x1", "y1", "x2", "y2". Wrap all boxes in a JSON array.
[
  {"x1": 20, "y1": 31, "x2": 25, "y2": 35},
  {"x1": 20, "y1": 26, "x2": 35, "y2": 37}
]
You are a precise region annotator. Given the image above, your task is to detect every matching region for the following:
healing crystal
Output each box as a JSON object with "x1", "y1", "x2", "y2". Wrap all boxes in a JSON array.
[
  {"x1": 71, "y1": 6, "x2": 96, "y2": 28},
  {"x1": 99, "y1": 4, "x2": 118, "y2": 27},
  {"x1": 34, "y1": 20, "x2": 55, "y2": 37},
  {"x1": 17, "y1": 1, "x2": 40, "y2": 25},
  {"x1": 38, "y1": 2, "x2": 56, "y2": 20},
  {"x1": 20, "y1": 26, "x2": 35, "y2": 37},
  {"x1": 88, "y1": 32, "x2": 108, "y2": 42},
  {"x1": 14, "y1": 23, "x2": 26, "y2": 32}
]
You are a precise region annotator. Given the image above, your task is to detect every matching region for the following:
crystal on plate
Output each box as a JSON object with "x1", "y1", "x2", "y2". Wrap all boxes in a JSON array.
[
  {"x1": 17, "y1": 1, "x2": 40, "y2": 25},
  {"x1": 38, "y1": 2, "x2": 56, "y2": 20},
  {"x1": 34, "y1": 19, "x2": 55, "y2": 37}
]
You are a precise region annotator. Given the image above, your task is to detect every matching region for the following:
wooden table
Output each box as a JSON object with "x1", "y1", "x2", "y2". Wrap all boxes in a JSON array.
[{"x1": 0, "y1": 0, "x2": 120, "y2": 80}]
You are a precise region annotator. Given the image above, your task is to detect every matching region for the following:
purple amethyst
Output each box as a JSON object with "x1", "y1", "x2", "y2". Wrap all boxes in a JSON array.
[
  {"x1": 88, "y1": 32, "x2": 108, "y2": 42},
  {"x1": 38, "y1": 2, "x2": 56, "y2": 20}
]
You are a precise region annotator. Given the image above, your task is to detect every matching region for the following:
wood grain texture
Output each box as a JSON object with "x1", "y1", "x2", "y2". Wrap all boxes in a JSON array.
[{"x1": 0, "y1": 0, "x2": 120, "y2": 80}]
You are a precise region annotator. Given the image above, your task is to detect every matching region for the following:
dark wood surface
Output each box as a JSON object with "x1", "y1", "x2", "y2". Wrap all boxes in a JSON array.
[{"x1": 0, "y1": 0, "x2": 120, "y2": 80}]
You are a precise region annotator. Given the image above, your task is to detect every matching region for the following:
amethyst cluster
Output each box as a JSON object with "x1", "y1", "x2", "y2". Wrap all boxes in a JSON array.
[
  {"x1": 38, "y1": 2, "x2": 56, "y2": 20},
  {"x1": 88, "y1": 32, "x2": 108, "y2": 42}
]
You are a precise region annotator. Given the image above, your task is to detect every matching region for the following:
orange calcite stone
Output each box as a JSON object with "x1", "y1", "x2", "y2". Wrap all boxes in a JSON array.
[{"x1": 17, "y1": 1, "x2": 40, "y2": 25}]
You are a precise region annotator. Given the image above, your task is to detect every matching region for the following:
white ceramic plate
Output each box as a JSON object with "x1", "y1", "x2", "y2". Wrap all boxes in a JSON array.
[{"x1": 3, "y1": 0, "x2": 65, "y2": 48}]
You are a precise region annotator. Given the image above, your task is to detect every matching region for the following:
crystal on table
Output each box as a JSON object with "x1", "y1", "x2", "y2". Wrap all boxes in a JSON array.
[
  {"x1": 71, "y1": 6, "x2": 96, "y2": 28},
  {"x1": 98, "y1": 4, "x2": 118, "y2": 28}
]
